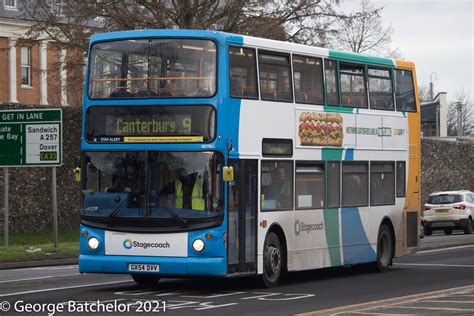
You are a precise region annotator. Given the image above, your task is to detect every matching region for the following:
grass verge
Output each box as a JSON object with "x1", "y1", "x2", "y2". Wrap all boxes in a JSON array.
[{"x1": 0, "y1": 229, "x2": 79, "y2": 263}]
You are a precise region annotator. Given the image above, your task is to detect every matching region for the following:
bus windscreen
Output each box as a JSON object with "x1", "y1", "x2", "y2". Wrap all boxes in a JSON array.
[{"x1": 88, "y1": 39, "x2": 216, "y2": 99}]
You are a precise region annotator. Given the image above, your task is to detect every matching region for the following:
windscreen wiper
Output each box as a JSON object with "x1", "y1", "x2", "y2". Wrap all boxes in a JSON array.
[
  {"x1": 150, "y1": 190, "x2": 189, "y2": 228},
  {"x1": 106, "y1": 191, "x2": 140, "y2": 225}
]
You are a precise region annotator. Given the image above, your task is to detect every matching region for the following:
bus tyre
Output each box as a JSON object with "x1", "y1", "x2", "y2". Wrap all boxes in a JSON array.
[
  {"x1": 131, "y1": 274, "x2": 161, "y2": 286},
  {"x1": 372, "y1": 224, "x2": 393, "y2": 272},
  {"x1": 262, "y1": 232, "x2": 282, "y2": 288}
]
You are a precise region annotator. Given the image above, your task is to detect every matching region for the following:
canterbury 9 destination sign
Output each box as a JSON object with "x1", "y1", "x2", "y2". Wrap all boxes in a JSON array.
[{"x1": 0, "y1": 109, "x2": 62, "y2": 167}]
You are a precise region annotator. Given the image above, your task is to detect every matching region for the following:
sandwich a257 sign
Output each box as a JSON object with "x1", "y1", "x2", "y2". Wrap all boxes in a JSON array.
[{"x1": 0, "y1": 109, "x2": 62, "y2": 167}]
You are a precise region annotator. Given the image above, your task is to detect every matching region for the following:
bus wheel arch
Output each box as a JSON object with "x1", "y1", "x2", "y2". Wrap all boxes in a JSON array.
[{"x1": 262, "y1": 223, "x2": 287, "y2": 287}]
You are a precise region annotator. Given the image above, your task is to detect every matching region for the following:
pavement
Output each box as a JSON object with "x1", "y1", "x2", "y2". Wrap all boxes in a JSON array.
[{"x1": 0, "y1": 234, "x2": 472, "y2": 315}]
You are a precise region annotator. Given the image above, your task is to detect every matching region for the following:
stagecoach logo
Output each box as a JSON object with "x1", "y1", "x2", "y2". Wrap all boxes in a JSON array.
[
  {"x1": 294, "y1": 219, "x2": 324, "y2": 236},
  {"x1": 122, "y1": 239, "x2": 171, "y2": 250},
  {"x1": 123, "y1": 239, "x2": 133, "y2": 249}
]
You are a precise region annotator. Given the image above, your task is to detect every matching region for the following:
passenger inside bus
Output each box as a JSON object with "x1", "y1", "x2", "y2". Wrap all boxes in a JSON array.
[
  {"x1": 160, "y1": 168, "x2": 206, "y2": 211},
  {"x1": 109, "y1": 159, "x2": 143, "y2": 193}
]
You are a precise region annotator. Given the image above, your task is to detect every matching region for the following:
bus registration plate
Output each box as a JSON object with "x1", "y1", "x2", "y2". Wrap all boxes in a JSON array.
[{"x1": 128, "y1": 264, "x2": 160, "y2": 272}]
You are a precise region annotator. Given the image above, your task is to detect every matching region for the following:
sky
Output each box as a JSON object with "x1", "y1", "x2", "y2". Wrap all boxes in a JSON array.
[{"x1": 342, "y1": 0, "x2": 473, "y2": 103}]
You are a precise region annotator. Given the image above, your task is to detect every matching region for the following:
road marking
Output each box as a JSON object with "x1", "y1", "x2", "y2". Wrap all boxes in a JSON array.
[
  {"x1": 419, "y1": 300, "x2": 474, "y2": 304},
  {"x1": 181, "y1": 291, "x2": 245, "y2": 299},
  {"x1": 340, "y1": 313, "x2": 407, "y2": 315},
  {"x1": 295, "y1": 285, "x2": 474, "y2": 315},
  {"x1": 0, "y1": 280, "x2": 132, "y2": 298},
  {"x1": 0, "y1": 273, "x2": 79, "y2": 284},
  {"x1": 395, "y1": 263, "x2": 474, "y2": 268},
  {"x1": 416, "y1": 244, "x2": 474, "y2": 254},
  {"x1": 391, "y1": 306, "x2": 474, "y2": 312}
]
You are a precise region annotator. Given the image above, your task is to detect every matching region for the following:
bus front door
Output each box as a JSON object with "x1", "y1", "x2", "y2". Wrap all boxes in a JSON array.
[{"x1": 227, "y1": 160, "x2": 257, "y2": 274}]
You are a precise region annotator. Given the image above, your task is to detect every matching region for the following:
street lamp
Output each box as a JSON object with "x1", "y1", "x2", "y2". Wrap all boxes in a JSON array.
[
  {"x1": 453, "y1": 102, "x2": 463, "y2": 137},
  {"x1": 429, "y1": 72, "x2": 437, "y2": 101}
]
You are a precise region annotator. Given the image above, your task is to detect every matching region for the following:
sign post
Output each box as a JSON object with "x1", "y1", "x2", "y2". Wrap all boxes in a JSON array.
[
  {"x1": 0, "y1": 109, "x2": 62, "y2": 248},
  {"x1": 3, "y1": 168, "x2": 8, "y2": 247}
]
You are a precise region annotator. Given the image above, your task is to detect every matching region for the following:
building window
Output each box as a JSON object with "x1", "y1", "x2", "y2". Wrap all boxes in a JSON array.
[
  {"x1": 229, "y1": 46, "x2": 258, "y2": 99},
  {"x1": 21, "y1": 47, "x2": 31, "y2": 86},
  {"x1": 261, "y1": 161, "x2": 293, "y2": 211},
  {"x1": 370, "y1": 162, "x2": 395, "y2": 206},
  {"x1": 295, "y1": 163, "x2": 324, "y2": 209},
  {"x1": 342, "y1": 162, "x2": 368, "y2": 207},
  {"x1": 4, "y1": 0, "x2": 16, "y2": 9},
  {"x1": 51, "y1": 0, "x2": 62, "y2": 13}
]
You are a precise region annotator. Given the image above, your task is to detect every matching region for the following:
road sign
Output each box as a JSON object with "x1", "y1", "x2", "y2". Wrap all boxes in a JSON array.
[{"x1": 0, "y1": 109, "x2": 62, "y2": 167}]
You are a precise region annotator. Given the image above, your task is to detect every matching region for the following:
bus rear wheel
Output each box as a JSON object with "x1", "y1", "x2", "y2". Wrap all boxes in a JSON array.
[
  {"x1": 131, "y1": 274, "x2": 161, "y2": 286},
  {"x1": 372, "y1": 224, "x2": 394, "y2": 272},
  {"x1": 262, "y1": 232, "x2": 282, "y2": 288}
]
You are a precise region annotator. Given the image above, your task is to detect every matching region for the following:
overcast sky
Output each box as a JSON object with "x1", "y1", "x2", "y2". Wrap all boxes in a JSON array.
[{"x1": 342, "y1": 0, "x2": 473, "y2": 103}]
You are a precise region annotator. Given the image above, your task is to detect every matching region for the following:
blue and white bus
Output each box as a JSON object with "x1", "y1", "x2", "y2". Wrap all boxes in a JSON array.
[{"x1": 79, "y1": 30, "x2": 421, "y2": 287}]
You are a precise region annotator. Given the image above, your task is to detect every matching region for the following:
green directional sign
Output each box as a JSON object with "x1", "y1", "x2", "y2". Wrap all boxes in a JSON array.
[{"x1": 0, "y1": 109, "x2": 62, "y2": 167}]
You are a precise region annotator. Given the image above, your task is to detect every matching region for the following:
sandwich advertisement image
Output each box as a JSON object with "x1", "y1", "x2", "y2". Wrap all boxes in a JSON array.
[{"x1": 298, "y1": 111, "x2": 343, "y2": 147}]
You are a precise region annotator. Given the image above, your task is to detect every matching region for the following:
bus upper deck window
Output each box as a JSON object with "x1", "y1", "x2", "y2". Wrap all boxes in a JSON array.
[
  {"x1": 395, "y1": 69, "x2": 417, "y2": 112},
  {"x1": 293, "y1": 55, "x2": 324, "y2": 105},
  {"x1": 368, "y1": 68, "x2": 394, "y2": 111},
  {"x1": 340, "y1": 63, "x2": 367, "y2": 108},
  {"x1": 229, "y1": 47, "x2": 258, "y2": 99},
  {"x1": 324, "y1": 59, "x2": 339, "y2": 106},
  {"x1": 258, "y1": 51, "x2": 293, "y2": 102}
]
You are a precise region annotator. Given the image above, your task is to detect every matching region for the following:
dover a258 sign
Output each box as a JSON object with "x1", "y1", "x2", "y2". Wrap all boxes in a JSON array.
[{"x1": 0, "y1": 109, "x2": 62, "y2": 167}]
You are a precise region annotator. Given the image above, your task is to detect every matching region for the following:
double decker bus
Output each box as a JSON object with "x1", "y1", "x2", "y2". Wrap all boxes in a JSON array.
[{"x1": 78, "y1": 30, "x2": 420, "y2": 287}]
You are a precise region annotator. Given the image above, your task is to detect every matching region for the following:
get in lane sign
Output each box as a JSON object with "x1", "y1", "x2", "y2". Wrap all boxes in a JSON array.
[{"x1": 0, "y1": 109, "x2": 62, "y2": 167}]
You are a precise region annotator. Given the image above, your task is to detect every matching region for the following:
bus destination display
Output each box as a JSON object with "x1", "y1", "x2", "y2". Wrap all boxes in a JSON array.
[{"x1": 86, "y1": 105, "x2": 215, "y2": 143}]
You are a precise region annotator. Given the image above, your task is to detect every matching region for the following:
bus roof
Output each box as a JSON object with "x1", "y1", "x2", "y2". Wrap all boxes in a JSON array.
[{"x1": 89, "y1": 29, "x2": 414, "y2": 69}]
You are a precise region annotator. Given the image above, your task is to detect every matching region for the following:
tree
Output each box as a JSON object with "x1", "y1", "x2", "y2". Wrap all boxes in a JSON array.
[
  {"x1": 447, "y1": 89, "x2": 474, "y2": 136},
  {"x1": 418, "y1": 85, "x2": 431, "y2": 103},
  {"x1": 25, "y1": 0, "x2": 343, "y2": 53},
  {"x1": 328, "y1": 0, "x2": 398, "y2": 57},
  {"x1": 22, "y1": 0, "x2": 344, "y2": 105}
]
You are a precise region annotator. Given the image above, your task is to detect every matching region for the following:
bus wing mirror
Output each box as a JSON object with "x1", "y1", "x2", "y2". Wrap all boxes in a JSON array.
[
  {"x1": 223, "y1": 166, "x2": 234, "y2": 182},
  {"x1": 74, "y1": 167, "x2": 81, "y2": 183}
]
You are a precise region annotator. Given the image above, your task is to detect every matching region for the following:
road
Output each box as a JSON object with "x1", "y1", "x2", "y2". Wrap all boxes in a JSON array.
[{"x1": 0, "y1": 240, "x2": 473, "y2": 315}]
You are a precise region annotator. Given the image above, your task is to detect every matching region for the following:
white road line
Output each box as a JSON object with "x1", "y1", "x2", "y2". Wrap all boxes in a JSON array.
[
  {"x1": 416, "y1": 245, "x2": 474, "y2": 254},
  {"x1": 395, "y1": 263, "x2": 474, "y2": 268},
  {"x1": 0, "y1": 273, "x2": 79, "y2": 284},
  {"x1": 0, "y1": 280, "x2": 132, "y2": 298}
]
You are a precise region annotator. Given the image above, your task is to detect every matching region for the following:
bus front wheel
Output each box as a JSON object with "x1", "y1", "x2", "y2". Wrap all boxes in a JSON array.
[
  {"x1": 262, "y1": 232, "x2": 282, "y2": 288},
  {"x1": 131, "y1": 274, "x2": 161, "y2": 286},
  {"x1": 372, "y1": 224, "x2": 394, "y2": 272}
]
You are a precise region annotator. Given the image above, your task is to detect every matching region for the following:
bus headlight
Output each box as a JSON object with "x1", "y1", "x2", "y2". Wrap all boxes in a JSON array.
[
  {"x1": 192, "y1": 239, "x2": 205, "y2": 252},
  {"x1": 88, "y1": 237, "x2": 100, "y2": 250}
]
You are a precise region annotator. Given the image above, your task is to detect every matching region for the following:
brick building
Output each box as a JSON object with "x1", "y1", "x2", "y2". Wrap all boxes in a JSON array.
[{"x1": 0, "y1": 0, "x2": 83, "y2": 106}]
